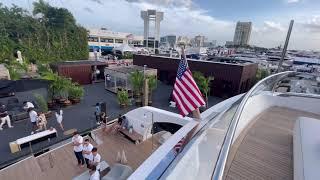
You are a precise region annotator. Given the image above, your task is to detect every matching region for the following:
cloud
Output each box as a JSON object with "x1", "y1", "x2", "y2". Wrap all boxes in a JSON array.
[
  {"x1": 287, "y1": 0, "x2": 299, "y2": 3},
  {"x1": 83, "y1": 7, "x2": 93, "y2": 13},
  {"x1": 125, "y1": 0, "x2": 194, "y2": 9},
  {"x1": 264, "y1": 21, "x2": 286, "y2": 31},
  {"x1": 253, "y1": 21, "x2": 286, "y2": 33},
  {"x1": 90, "y1": 0, "x2": 103, "y2": 5},
  {"x1": 302, "y1": 15, "x2": 320, "y2": 33}
]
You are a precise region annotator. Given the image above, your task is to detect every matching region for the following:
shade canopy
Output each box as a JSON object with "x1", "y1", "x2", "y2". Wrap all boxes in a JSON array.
[{"x1": 113, "y1": 44, "x2": 136, "y2": 53}]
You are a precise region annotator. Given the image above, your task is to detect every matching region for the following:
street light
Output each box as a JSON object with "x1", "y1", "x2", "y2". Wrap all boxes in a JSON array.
[{"x1": 143, "y1": 111, "x2": 154, "y2": 151}]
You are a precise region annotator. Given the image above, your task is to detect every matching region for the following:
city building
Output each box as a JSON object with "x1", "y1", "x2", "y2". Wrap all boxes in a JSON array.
[
  {"x1": 88, "y1": 28, "x2": 143, "y2": 58},
  {"x1": 160, "y1": 35, "x2": 177, "y2": 49},
  {"x1": 203, "y1": 40, "x2": 217, "y2": 48},
  {"x1": 233, "y1": 21, "x2": 252, "y2": 46},
  {"x1": 141, "y1": 10, "x2": 164, "y2": 53},
  {"x1": 225, "y1": 41, "x2": 234, "y2": 47},
  {"x1": 176, "y1": 36, "x2": 191, "y2": 47},
  {"x1": 133, "y1": 55, "x2": 258, "y2": 98},
  {"x1": 193, "y1": 35, "x2": 206, "y2": 47}
]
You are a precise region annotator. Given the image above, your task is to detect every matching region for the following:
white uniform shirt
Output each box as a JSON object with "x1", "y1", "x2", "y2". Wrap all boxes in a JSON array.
[
  {"x1": 29, "y1": 110, "x2": 38, "y2": 123},
  {"x1": 83, "y1": 143, "x2": 93, "y2": 159},
  {"x1": 93, "y1": 153, "x2": 101, "y2": 170},
  {"x1": 72, "y1": 135, "x2": 83, "y2": 152},
  {"x1": 89, "y1": 170, "x2": 100, "y2": 180}
]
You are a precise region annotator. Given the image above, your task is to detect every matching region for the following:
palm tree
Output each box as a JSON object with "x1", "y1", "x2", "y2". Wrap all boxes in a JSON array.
[
  {"x1": 130, "y1": 70, "x2": 144, "y2": 104},
  {"x1": 147, "y1": 75, "x2": 157, "y2": 105},
  {"x1": 193, "y1": 71, "x2": 213, "y2": 108}
]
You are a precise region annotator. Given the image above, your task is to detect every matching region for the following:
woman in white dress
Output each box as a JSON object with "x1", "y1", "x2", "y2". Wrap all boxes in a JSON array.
[{"x1": 55, "y1": 109, "x2": 64, "y2": 131}]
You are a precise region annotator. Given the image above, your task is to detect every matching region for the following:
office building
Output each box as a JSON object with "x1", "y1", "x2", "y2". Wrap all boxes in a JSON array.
[
  {"x1": 160, "y1": 35, "x2": 177, "y2": 49},
  {"x1": 141, "y1": 10, "x2": 164, "y2": 53},
  {"x1": 233, "y1": 21, "x2": 252, "y2": 46},
  {"x1": 193, "y1": 35, "x2": 206, "y2": 47}
]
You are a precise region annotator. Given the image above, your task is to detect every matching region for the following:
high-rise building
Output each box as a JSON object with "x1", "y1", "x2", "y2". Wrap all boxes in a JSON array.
[
  {"x1": 193, "y1": 35, "x2": 206, "y2": 47},
  {"x1": 160, "y1": 35, "x2": 177, "y2": 49},
  {"x1": 233, "y1": 22, "x2": 252, "y2": 46},
  {"x1": 141, "y1": 10, "x2": 164, "y2": 53}
]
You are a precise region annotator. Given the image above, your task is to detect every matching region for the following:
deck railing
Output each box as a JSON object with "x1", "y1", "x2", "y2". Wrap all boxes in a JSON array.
[{"x1": 211, "y1": 71, "x2": 293, "y2": 180}]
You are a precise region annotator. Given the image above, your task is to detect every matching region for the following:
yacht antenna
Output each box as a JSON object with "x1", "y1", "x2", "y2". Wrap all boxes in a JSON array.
[{"x1": 277, "y1": 20, "x2": 294, "y2": 72}]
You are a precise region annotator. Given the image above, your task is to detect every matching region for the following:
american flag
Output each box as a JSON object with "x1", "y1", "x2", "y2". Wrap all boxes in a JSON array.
[{"x1": 172, "y1": 56, "x2": 205, "y2": 116}]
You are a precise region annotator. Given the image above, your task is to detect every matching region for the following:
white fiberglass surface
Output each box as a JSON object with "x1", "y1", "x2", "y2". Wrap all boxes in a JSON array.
[{"x1": 160, "y1": 98, "x2": 241, "y2": 180}]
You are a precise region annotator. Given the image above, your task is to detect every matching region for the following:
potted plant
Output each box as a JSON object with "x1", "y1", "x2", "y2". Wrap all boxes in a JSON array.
[
  {"x1": 147, "y1": 75, "x2": 157, "y2": 106},
  {"x1": 34, "y1": 93, "x2": 51, "y2": 117},
  {"x1": 117, "y1": 89, "x2": 129, "y2": 108},
  {"x1": 193, "y1": 71, "x2": 213, "y2": 109},
  {"x1": 68, "y1": 83, "x2": 84, "y2": 104},
  {"x1": 130, "y1": 70, "x2": 144, "y2": 106}
]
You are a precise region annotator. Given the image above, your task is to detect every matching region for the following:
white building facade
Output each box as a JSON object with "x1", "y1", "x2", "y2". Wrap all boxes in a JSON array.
[{"x1": 88, "y1": 28, "x2": 143, "y2": 57}]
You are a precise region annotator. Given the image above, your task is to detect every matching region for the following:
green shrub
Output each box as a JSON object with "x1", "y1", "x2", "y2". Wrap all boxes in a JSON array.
[
  {"x1": 68, "y1": 84, "x2": 84, "y2": 99},
  {"x1": 34, "y1": 93, "x2": 48, "y2": 112},
  {"x1": 117, "y1": 89, "x2": 129, "y2": 106}
]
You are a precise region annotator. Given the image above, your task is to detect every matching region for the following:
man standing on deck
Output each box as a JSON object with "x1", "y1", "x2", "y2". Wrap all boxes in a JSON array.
[
  {"x1": 83, "y1": 139, "x2": 93, "y2": 168},
  {"x1": 28, "y1": 108, "x2": 38, "y2": 134},
  {"x1": 72, "y1": 131, "x2": 85, "y2": 167}
]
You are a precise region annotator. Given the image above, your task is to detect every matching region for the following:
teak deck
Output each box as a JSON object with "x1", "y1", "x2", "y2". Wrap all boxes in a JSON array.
[
  {"x1": 0, "y1": 129, "x2": 161, "y2": 180},
  {"x1": 225, "y1": 107, "x2": 320, "y2": 180}
]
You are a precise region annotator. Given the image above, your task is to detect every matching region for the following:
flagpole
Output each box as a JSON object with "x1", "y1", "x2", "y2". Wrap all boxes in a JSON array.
[{"x1": 181, "y1": 47, "x2": 202, "y2": 121}]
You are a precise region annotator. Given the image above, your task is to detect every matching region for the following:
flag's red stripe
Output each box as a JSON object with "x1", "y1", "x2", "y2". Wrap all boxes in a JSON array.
[
  {"x1": 172, "y1": 93, "x2": 187, "y2": 116},
  {"x1": 185, "y1": 69, "x2": 203, "y2": 96},
  {"x1": 179, "y1": 76, "x2": 203, "y2": 106},
  {"x1": 175, "y1": 80, "x2": 198, "y2": 110},
  {"x1": 173, "y1": 86, "x2": 192, "y2": 113},
  {"x1": 184, "y1": 72, "x2": 205, "y2": 105},
  {"x1": 173, "y1": 87, "x2": 189, "y2": 116}
]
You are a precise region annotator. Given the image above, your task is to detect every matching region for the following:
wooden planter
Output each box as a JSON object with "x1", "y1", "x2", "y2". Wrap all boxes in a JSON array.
[
  {"x1": 61, "y1": 100, "x2": 72, "y2": 107},
  {"x1": 47, "y1": 101, "x2": 55, "y2": 109},
  {"x1": 120, "y1": 104, "x2": 127, "y2": 109},
  {"x1": 44, "y1": 111, "x2": 52, "y2": 118},
  {"x1": 70, "y1": 98, "x2": 81, "y2": 104}
]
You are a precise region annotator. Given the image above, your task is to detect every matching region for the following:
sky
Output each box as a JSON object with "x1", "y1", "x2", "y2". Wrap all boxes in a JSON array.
[{"x1": 1, "y1": 0, "x2": 320, "y2": 50}]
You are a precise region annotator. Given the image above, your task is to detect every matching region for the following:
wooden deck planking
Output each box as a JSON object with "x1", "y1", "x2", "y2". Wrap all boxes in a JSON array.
[
  {"x1": 225, "y1": 107, "x2": 320, "y2": 180},
  {"x1": 0, "y1": 129, "x2": 161, "y2": 180}
]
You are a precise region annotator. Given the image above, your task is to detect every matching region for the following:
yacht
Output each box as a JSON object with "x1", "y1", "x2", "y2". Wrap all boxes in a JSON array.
[{"x1": 1, "y1": 71, "x2": 320, "y2": 180}]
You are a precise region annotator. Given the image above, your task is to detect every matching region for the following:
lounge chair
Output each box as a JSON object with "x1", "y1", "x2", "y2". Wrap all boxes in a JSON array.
[{"x1": 102, "y1": 163, "x2": 133, "y2": 180}]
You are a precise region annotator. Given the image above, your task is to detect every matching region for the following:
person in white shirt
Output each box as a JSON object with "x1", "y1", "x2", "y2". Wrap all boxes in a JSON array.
[
  {"x1": 82, "y1": 139, "x2": 93, "y2": 168},
  {"x1": 55, "y1": 109, "x2": 64, "y2": 131},
  {"x1": 90, "y1": 147, "x2": 101, "y2": 172},
  {"x1": 89, "y1": 165, "x2": 100, "y2": 180},
  {"x1": 28, "y1": 109, "x2": 38, "y2": 134},
  {"x1": 72, "y1": 131, "x2": 85, "y2": 167}
]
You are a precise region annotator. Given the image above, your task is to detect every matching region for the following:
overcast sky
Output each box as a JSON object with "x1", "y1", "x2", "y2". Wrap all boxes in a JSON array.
[{"x1": 1, "y1": 0, "x2": 320, "y2": 50}]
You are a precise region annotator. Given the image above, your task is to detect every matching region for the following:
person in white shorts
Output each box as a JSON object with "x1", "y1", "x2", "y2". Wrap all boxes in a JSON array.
[
  {"x1": 55, "y1": 109, "x2": 64, "y2": 131},
  {"x1": 28, "y1": 108, "x2": 38, "y2": 134}
]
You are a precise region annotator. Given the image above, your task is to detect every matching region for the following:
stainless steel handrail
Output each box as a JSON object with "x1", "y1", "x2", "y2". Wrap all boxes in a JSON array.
[{"x1": 211, "y1": 71, "x2": 293, "y2": 180}]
